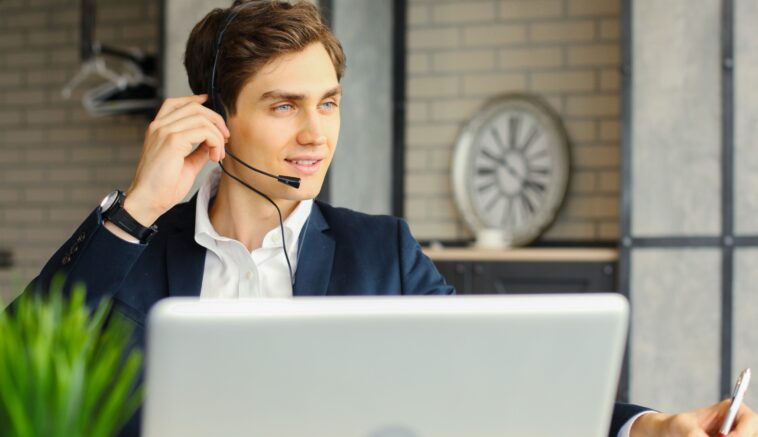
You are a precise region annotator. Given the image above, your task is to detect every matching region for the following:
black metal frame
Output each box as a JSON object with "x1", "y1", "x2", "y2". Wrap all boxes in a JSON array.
[
  {"x1": 720, "y1": 0, "x2": 735, "y2": 399},
  {"x1": 618, "y1": 0, "x2": 634, "y2": 403},
  {"x1": 317, "y1": 0, "x2": 334, "y2": 203},
  {"x1": 619, "y1": 0, "x2": 742, "y2": 400},
  {"x1": 392, "y1": 0, "x2": 407, "y2": 217}
]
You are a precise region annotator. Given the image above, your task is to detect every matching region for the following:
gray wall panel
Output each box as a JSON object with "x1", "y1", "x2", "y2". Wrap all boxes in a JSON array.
[
  {"x1": 734, "y1": 248, "x2": 758, "y2": 408},
  {"x1": 631, "y1": 0, "x2": 721, "y2": 237},
  {"x1": 630, "y1": 249, "x2": 721, "y2": 411},
  {"x1": 329, "y1": 0, "x2": 393, "y2": 214},
  {"x1": 734, "y1": 0, "x2": 758, "y2": 235}
]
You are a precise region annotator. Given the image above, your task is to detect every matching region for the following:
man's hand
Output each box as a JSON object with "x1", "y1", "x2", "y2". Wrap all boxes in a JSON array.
[
  {"x1": 631, "y1": 400, "x2": 758, "y2": 437},
  {"x1": 124, "y1": 94, "x2": 230, "y2": 227}
]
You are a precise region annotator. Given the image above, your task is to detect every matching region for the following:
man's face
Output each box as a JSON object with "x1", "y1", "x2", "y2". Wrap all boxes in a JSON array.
[{"x1": 226, "y1": 42, "x2": 341, "y2": 201}]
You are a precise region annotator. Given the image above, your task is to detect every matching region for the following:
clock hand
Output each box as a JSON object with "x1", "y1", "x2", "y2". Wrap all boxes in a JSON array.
[
  {"x1": 482, "y1": 148, "x2": 523, "y2": 180},
  {"x1": 501, "y1": 158, "x2": 521, "y2": 180}
]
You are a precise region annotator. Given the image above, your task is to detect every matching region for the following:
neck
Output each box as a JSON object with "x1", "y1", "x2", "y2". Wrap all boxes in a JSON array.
[{"x1": 209, "y1": 173, "x2": 299, "y2": 252}]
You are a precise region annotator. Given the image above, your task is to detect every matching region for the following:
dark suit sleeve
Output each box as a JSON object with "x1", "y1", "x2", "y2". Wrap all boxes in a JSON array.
[
  {"x1": 609, "y1": 402, "x2": 651, "y2": 436},
  {"x1": 21, "y1": 207, "x2": 147, "y2": 309},
  {"x1": 397, "y1": 219, "x2": 455, "y2": 295}
]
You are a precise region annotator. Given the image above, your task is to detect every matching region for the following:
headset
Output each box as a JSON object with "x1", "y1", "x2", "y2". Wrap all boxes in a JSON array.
[{"x1": 206, "y1": 2, "x2": 303, "y2": 285}]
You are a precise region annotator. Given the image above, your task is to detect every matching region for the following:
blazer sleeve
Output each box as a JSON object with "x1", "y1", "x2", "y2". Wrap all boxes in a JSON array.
[
  {"x1": 21, "y1": 207, "x2": 147, "y2": 309},
  {"x1": 397, "y1": 219, "x2": 455, "y2": 295},
  {"x1": 610, "y1": 402, "x2": 651, "y2": 437}
]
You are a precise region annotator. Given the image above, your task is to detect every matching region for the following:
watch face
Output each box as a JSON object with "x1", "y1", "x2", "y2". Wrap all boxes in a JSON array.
[
  {"x1": 100, "y1": 190, "x2": 119, "y2": 212},
  {"x1": 452, "y1": 94, "x2": 570, "y2": 246}
]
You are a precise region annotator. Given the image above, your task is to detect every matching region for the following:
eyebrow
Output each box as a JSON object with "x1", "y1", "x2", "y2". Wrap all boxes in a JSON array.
[{"x1": 259, "y1": 85, "x2": 342, "y2": 102}]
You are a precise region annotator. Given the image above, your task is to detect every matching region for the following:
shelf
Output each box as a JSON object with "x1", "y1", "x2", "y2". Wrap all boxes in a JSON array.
[{"x1": 423, "y1": 247, "x2": 618, "y2": 263}]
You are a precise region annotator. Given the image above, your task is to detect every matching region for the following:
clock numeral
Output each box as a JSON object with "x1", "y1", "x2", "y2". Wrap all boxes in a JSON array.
[
  {"x1": 520, "y1": 126, "x2": 540, "y2": 154},
  {"x1": 519, "y1": 192, "x2": 535, "y2": 216},
  {"x1": 509, "y1": 116, "x2": 520, "y2": 149},
  {"x1": 524, "y1": 179, "x2": 546, "y2": 195},
  {"x1": 477, "y1": 180, "x2": 497, "y2": 193},
  {"x1": 528, "y1": 166, "x2": 551, "y2": 177},
  {"x1": 477, "y1": 166, "x2": 496, "y2": 177},
  {"x1": 527, "y1": 149, "x2": 549, "y2": 160},
  {"x1": 501, "y1": 196, "x2": 513, "y2": 226},
  {"x1": 491, "y1": 127, "x2": 508, "y2": 152},
  {"x1": 484, "y1": 192, "x2": 502, "y2": 213},
  {"x1": 481, "y1": 148, "x2": 503, "y2": 166}
]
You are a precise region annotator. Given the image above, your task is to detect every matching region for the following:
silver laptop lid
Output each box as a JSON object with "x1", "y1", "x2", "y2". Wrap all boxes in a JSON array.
[{"x1": 143, "y1": 294, "x2": 628, "y2": 437}]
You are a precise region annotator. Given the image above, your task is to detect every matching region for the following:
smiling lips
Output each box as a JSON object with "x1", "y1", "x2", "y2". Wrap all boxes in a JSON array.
[{"x1": 285, "y1": 157, "x2": 323, "y2": 175}]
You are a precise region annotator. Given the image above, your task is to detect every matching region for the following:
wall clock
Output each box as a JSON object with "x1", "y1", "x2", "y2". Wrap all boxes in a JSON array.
[{"x1": 451, "y1": 94, "x2": 571, "y2": 247}]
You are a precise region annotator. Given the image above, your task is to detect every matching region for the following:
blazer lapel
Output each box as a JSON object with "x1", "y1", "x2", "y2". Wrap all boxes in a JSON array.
[
  {"x1": 293, "y1": 202, "x2": 334, "y2": 296},
  {"x1": 166, "y1": 196, "x2": 207, "y2": 297}
]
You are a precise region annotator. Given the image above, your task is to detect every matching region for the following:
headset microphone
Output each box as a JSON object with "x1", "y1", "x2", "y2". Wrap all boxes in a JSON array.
[{"x1": 223, "y1": 149, "x2": 301, "y2": 189}]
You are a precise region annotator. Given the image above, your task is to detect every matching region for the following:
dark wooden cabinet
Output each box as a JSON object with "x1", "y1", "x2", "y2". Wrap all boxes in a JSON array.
[
  {"x1": 0, "y1": 249, "x2": 11, "y2": 269},
  {"x1": 426, "y1": 248, "x2": 617, "y2": 295}
]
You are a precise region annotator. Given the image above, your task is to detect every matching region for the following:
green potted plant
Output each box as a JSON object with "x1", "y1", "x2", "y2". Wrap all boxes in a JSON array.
[{"x1": 0, "y1": 278, "x2": 143, "y2": 437}]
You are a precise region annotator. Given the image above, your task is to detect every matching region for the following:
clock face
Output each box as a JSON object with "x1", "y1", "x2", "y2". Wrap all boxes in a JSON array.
[{"x1": 452, "y1": 95, "x2": 570, "y2": 246}]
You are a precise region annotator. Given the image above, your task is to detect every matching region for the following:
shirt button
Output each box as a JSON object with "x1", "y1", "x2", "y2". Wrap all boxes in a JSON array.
[
  {"x1": 246, "y1": 271, "x2": 254, "y2": 280},
  {"x1": 272, "y1": 234, "x2": 281, "y2": 244}
]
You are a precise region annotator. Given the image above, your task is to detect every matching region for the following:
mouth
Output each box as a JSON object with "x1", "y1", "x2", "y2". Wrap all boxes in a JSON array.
[{"x1": 285, "y1": 158, "x2": 324, "y2": 175}]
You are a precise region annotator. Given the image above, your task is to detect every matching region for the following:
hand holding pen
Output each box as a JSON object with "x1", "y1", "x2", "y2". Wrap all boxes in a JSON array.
[
  {"x1": 630, "y1": 368, "x2": 758, "y2": 437},
  {"x1": 717, "y1": 368, "x2": 752, "y2": 437}
]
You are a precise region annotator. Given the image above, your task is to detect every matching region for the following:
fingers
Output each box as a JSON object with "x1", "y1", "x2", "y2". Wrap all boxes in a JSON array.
[
  {"x1": 184, "y1": 143, "x2": 211, "y2": 176},
  {"x1": 728, "y1": 404, "x2": 758, "y2": 437},
  {"x1": 166, "y1": 126, "x2": 226, "y2": 161},
  {"x1": 150, "y1": 114, "x2": 227, "y2": 161},
  {"x1": 693, "y1": 399, "x2": 731, "y2": 425},
  {"x1": 152, "y1": 98, "x2": 230, "y2": 139},
  {"x1": 154, "y1": 94, "x2": 208, "y2": 119}
]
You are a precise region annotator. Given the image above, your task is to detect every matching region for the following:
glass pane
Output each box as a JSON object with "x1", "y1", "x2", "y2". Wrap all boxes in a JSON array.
[
  {"x1": 630, "y1": 248, "x2": 721, "y2": 411},
  {"x1": 734, "y1": 0, "x2": 758, "y2": 235},
  {"x1": 734, "y1": 249, "x2": 758, "y2": 407},
  {"x1": 631, "y1": 0, "x2": 721, "y2": 236}
]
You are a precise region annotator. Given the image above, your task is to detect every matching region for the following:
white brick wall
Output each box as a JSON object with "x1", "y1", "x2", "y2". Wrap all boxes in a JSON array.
[
  {"x1": 0, "y1": 0, "x2": 157, "y2": 302},
  {"x1": 406, "y1": 0, "x2": 622, "y2": 242}
]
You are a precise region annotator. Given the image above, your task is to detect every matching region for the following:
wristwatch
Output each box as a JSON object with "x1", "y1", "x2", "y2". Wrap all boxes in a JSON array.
[{"x1": 100, "y1": 190, "x2": 158, "y2": 244}]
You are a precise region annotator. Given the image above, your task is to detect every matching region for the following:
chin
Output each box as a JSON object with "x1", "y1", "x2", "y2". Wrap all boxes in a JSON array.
[{"x1": 280, "y1": 180, "x2": 323, "y2": 202}]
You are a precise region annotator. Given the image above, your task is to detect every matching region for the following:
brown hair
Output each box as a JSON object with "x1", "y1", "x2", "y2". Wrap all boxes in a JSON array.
[{"x1": 184, "y1": 0, "x2": 346, "y2": 117}]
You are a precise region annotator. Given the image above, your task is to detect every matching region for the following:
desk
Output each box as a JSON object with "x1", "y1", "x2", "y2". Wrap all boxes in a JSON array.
[{"x1": 424, "y1": 248, "x2": 619, "y2": 294}]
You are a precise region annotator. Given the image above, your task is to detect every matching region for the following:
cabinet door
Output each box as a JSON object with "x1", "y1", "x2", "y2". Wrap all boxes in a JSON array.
[
  {"x1": 433, "y1": 261, "x2": 470, "y2": 292},
  {"x1": 470, "y1": 262, "x2": 616, "y2": 294}
]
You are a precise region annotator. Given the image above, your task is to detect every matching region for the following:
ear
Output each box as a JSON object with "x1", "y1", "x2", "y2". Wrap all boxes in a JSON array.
[{"x1": 204, "y1": 92, "x2": 227, "y2": 121}]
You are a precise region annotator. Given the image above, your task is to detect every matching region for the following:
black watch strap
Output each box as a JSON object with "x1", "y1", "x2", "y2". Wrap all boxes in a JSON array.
[{"x1": 102, "y1": 190, "x2": 158, "y2": 244}]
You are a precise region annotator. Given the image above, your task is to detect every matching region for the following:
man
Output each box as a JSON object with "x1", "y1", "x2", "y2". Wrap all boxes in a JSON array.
[{"x1": 23, "y1": 1, "x2": 758, "y2": 436}]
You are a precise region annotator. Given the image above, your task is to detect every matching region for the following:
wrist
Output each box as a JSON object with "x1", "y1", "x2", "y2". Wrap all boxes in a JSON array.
[
  {"x1": 100, "y1": 190, "x2": 159, "y2": 244},
  {"x1": 123, "y1": 191, "x2": 161, "y2": 227},
  {"x1": 104, "y1": 220, "x2": 140, "y2": 244},
  {"x1": 630, "y1": 412, "x2": 669, "y2": 437}
]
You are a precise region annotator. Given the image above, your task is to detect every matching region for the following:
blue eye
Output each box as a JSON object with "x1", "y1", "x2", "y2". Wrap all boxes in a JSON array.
[
  {"x1": 321, "y1": 101, "x2": 337, "y2": 110},
  {"x1": 274, "y1": 104, "x2": 293, "y2": 112}
]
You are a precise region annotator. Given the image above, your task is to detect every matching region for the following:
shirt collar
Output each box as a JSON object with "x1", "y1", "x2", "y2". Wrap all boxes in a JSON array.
[{"x1": 194, "y1": 166, "x2": 313, "y2": 253}]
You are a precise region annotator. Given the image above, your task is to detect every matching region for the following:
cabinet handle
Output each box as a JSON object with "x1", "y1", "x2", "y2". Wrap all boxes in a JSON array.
[
  {"x1": 455, "y1": 264, "x2": 466, "y2": 274},
  {"x1": 474, "y1": 265, "x2": 484, "y2": 275}
]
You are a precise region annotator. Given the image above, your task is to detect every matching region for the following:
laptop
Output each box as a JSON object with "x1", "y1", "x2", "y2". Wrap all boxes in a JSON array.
[{"x1": 142, "y1": 294, "x2": 628, "y2": 437}]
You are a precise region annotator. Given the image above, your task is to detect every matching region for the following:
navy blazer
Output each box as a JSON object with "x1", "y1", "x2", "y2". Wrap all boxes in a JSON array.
[{"x1": 24, "y1": 197, "x2": 646, "y2": 437}]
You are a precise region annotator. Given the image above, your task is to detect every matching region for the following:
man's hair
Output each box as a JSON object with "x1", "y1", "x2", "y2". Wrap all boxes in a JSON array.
[{"x1": 184, "y1": 0, "x2": 346, "y2": 118}]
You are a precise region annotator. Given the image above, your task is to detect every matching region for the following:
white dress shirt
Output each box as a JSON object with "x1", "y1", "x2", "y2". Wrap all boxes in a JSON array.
[{"x1": 194, "y1": 167, "x2": 312, "y2": 299}]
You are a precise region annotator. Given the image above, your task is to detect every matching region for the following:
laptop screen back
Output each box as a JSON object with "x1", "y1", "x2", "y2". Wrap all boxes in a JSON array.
[{"x1": 143, "y1": 294, "x2": 628, "y2": 437}]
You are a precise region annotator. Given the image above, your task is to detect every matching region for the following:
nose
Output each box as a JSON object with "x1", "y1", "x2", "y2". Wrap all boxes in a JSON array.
[{"x1": 296, "y1": 110, "x2": 326, "y2": 146}]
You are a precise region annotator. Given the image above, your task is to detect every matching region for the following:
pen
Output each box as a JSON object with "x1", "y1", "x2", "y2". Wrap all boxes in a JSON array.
[{"x1": 717, "y1": 368, "x2": 751, "y2": 437}]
